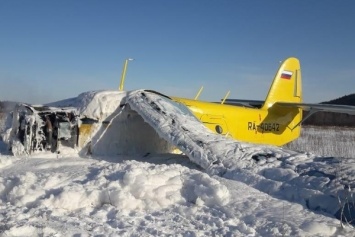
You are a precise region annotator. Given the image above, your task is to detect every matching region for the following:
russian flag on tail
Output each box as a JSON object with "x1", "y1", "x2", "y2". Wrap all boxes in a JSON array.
[{"x1": 281, "y1": 70, "x2": 293, "y2": 80}]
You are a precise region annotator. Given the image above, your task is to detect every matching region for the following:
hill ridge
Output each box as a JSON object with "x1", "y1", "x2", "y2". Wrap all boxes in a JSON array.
[{"x1": 321, "y1": 93, "x2": 355, "y2": 106}]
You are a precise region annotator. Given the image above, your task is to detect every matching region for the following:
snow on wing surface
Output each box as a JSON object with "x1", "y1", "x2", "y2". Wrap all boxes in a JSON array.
[
  {"x1": 127, "y1": 90, "x2": 218, "y2": 169},
  {"x1": 126, "y1": 90, "x2": 285, "y2": 170}
]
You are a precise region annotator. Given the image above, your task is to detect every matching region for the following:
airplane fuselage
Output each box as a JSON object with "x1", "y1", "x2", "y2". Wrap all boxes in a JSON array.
[{"x1": 172, "y1": 97, "x2": 302, "y2": 146}]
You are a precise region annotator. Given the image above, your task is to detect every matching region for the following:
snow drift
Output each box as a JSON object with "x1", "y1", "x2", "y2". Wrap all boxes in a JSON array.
[{"x1": 1, "y1": 89, "x2": 355, "y2": 236}]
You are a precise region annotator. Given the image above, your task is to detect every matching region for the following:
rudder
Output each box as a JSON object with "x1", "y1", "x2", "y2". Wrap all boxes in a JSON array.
[{"x1": 262, "y1": 57, "x2": 302, "y2": 109}]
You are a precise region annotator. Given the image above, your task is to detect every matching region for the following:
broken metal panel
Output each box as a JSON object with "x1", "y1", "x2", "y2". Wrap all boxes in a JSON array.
[
  {"x1": 58, "y1": 122, "x2": 71, "y2": 139},
  {"x1": 9, "y1": 103, "x2": 79, "y2": 154}
]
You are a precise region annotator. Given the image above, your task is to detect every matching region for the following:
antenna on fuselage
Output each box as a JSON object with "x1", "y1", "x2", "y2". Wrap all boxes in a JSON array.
[
  {"x1": 221, "y1": 91, "x2": 230, "y2": 104},
  {"x1": 194, "y1": 86, "x2": 204, "y2": 100}
]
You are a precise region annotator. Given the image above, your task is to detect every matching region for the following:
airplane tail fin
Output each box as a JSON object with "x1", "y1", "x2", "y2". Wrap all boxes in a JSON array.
[
  {"x1": 262, "y1": 57, "x2": 302, "y2": 109},
  {"x1": 261, "y1": 57, "x2": 302, "y2": 145}
]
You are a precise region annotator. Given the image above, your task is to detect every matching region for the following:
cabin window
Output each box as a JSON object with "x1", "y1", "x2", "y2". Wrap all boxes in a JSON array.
[{"x1": 215, "y1": 125, "x2": 223, "y2": 134}]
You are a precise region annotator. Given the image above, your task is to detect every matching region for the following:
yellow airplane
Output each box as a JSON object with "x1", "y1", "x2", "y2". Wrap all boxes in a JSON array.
[
  {"x1": 120, "y1": 57, "x2": 355, "y2": 146},
  {"x1": 171, "y1": 57, "x2": 302, "y2": 146}
]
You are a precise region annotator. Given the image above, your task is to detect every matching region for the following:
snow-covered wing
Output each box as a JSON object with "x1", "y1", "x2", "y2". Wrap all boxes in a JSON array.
[
  {"x1": 47, "y1": 90, "x2": 127, "y2": 121},
  {"x1": 127, "y1": 90, "x2": 220, "y2": 169},
  {"x1": 126, "y1": 90, "x2": 284, "y2": 171}
]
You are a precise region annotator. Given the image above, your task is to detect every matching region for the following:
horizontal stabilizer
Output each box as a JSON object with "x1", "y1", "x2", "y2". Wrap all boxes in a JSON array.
[{"x1": 276, "y1": 102, "x2": 355, "y2": 115}]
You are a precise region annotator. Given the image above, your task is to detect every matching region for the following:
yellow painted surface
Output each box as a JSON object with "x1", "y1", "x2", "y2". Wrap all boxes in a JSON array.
[
  {"x1": 78, "y1": 124, "x2": 94, "y2": 148},
  {"x1": 172, "y1": 57, "x2": 302, "y2": 146}
]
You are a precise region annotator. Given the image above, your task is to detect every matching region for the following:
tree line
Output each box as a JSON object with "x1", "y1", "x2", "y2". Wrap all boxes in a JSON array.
[{"x1": 303, "y1": 94, "x2": 355, "y2": 127}]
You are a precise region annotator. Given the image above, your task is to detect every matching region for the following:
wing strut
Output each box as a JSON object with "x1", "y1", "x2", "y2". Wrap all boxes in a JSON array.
[
  {"x1": 194, "y1": 86, "x2": 204, "y2": 100},
  {"x1": 221, "y1": 91, "x2": 231, "y2": 104},
  {"x1": 291, "y1": 109, "x2": 319, "y2": 130}
]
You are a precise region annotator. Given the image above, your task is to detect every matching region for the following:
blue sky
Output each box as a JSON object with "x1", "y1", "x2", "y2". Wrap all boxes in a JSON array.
[{"x1": 0, "y1": 0, "x2": 354, "y2": 104}]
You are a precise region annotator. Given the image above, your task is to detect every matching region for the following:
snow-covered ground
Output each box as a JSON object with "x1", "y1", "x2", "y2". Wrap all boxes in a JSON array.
[{"x1": 0, "y1": 90, "x2": 354, "y2": 236}]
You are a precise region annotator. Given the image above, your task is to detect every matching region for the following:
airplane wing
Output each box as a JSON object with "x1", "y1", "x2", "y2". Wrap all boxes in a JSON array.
[
  {"x1": 224, "y1": 98, "x2": 355, "y2": 115},
  {"x1": 127, "y1": 90, "x2": 284, "y2": 169},
  {"x1": 275, "y1": 102, "x2": 355, "y2": 115},
  {"x1": 222, "y1": 96, "x2": 355, "y2": 116}
]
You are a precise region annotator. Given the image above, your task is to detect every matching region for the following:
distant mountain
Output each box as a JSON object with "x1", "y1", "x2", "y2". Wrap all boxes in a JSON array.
[
  {"x1": 303, "y1": 94, "x2": 355, "y2": 127},
  {"x1": 321, "y1": 94, "x2": 355, "y2": 106}
]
